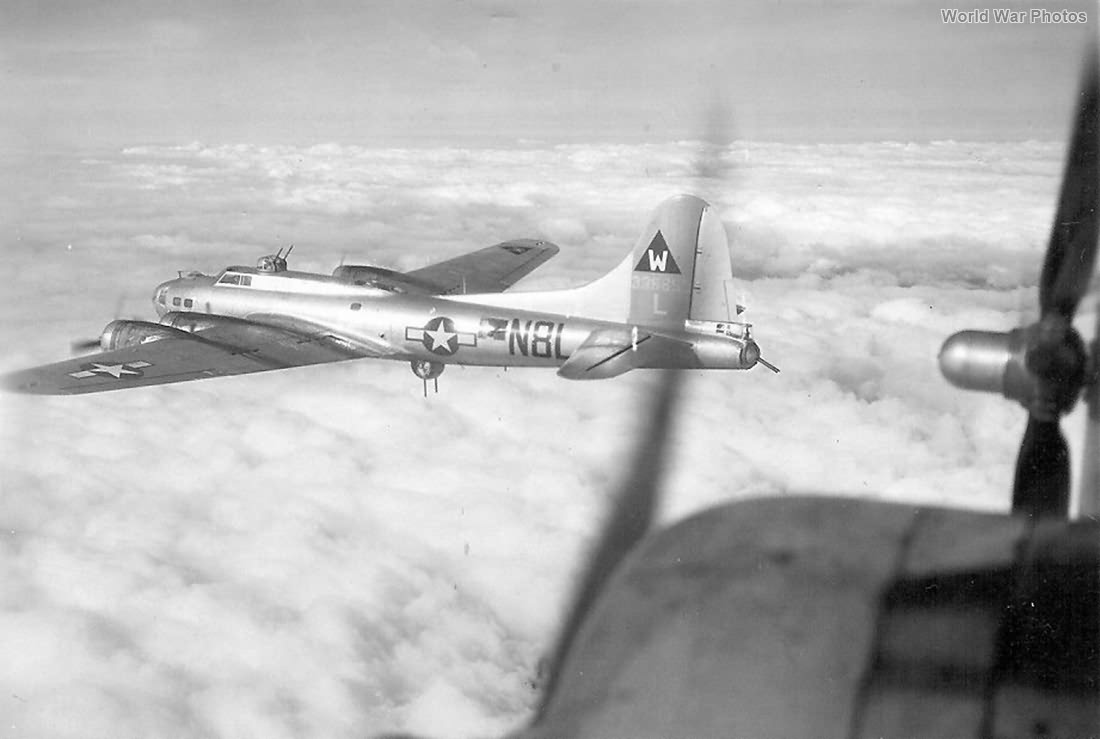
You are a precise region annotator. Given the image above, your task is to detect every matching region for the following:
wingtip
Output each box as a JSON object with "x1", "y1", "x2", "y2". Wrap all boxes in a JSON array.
[
  {"x1": 1, "y1": 370, "x2": 52, "y2": 395},
  {"x1": 0, "y1": 372, "x2": 38, "y2": 395},
  {"x1": 0, "y1": 365, "x2": 80, "y2": 395}
]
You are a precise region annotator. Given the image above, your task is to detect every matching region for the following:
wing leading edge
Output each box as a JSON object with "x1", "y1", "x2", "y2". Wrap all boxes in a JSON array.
[
  {"x1": 405, "y1": 239, "x2": 559, "y2": 294},
  {"x1": 2, "y1": 315, "x2": 390, "y2": 395}
]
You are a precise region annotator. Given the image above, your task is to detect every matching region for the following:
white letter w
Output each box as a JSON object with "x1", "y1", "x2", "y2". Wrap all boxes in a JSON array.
[{"x1": 647, "y1": 250, "x2": 668, "y2": 272}]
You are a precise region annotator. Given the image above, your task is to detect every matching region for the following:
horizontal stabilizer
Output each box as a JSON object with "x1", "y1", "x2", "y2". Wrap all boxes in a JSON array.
[{"x1": 557, "y1": 328, "x2": 694, "y2": 380}]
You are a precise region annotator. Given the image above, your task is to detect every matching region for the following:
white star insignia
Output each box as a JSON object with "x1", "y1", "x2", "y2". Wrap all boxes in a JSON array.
[
  {"x1": 96, "y1": 363, "x2": 138, "y2": 378},
  {"x1": 424, "y1": 325, "x2": 456, "y2": 351},
  {"x1": 404, "y1": 318, "x2": 476, "y2": 355},
  {"x1": 69, "y1": 361, "x2": 151, "y2": 380}
]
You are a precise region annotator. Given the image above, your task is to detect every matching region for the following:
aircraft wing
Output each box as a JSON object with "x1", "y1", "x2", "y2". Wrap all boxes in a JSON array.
[
  {"x1": 404, "y1": 239, "x2": 559, "y2": 294},
  {"x1": 2, "y1": 316, "x2": 392, "y2": 395}
]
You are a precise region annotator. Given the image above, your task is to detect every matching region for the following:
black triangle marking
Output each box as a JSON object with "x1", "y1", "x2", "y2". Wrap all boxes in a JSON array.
[{"x1": 633, "y1": 231, "x2": 681, "y2": 274}]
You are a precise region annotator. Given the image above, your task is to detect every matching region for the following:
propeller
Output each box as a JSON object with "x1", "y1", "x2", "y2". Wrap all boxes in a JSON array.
[
  {"x1": 70, "y1": 337, "x2": 102, "y2": 353},
  {"x1": 534, "y1": 370, "x2": 683, "y2": 720},
  {"x1": 1079, "y1": 304, "x2": 1100, "y2": 518},
  {"x1": 1012, "y1": 42, "x2": 1098, "y2": 518},
  {"x1": 70, "y1": 294, "x2": 134, "y2": 354},
  {"x1": 939, "y1": 43, "x2": 1100, "y2": 518},
  {"x1": 533, "y1": 96, "x2": 770, "y2": 722}
]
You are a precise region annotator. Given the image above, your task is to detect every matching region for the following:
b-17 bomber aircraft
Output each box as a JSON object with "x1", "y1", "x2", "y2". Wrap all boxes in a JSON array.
[{"x1": 2, "y1": 194, "x2": 776, "y2": 396}]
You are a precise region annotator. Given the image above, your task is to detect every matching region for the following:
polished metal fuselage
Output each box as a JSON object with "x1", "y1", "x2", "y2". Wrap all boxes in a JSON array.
[{"x1": 154, "y1": 268, "x2": 752, "y2": 371}]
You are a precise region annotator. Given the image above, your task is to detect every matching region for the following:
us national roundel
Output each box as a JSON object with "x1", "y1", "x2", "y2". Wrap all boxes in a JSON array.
[
  {"x1": 405, "y1": 316, "x2": 478, "y2": 356},
  {"x1": 633, "y1": 230, "x2": 682, "y2": 274}
]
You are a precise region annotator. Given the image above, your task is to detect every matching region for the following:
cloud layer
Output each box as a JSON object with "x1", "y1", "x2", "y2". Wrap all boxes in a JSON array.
[{"x1": 1, "y1": 138, "x2": 1092, "y2": 737}]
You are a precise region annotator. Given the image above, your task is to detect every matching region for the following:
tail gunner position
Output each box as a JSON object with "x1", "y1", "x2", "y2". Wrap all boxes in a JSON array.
[{"x1": 3, "y1": 195, "x2": 778, "y2": 396}]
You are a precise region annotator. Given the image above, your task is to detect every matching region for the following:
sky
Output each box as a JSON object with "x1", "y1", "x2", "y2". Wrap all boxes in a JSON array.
[
  {"x1": 1, "y1": 2, "x2": 1098, "y2": 739},
  {"x1": 0, "y1": 0, "x2": 1096, "y2": 151}
]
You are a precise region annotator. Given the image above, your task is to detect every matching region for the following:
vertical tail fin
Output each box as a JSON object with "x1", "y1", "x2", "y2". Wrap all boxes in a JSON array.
[
  {"x1": 447, "y1": 195, "x2": 734, "y2": 326},
  {"x1": 628, "y1": 194, "x2": 733, "y2": 328}
]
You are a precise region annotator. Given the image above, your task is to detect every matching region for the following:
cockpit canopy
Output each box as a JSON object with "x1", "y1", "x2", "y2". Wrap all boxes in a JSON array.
[{"x1": 217, "y1": 272, "x2": 254, "y2": 286}]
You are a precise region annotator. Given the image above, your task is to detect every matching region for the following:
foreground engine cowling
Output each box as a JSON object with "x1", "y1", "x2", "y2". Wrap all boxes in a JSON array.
[
  {"x1": 96, "y1": 320, "x2": 191, "y2": 352},
  {"x1": 939, "y1": 324, "x2": 1087, "y2": 417}
]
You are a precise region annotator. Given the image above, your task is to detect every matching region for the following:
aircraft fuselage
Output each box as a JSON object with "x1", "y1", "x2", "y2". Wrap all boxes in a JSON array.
[{"x1": 153, "y1": 267, "x2": 753, "y2": 372}]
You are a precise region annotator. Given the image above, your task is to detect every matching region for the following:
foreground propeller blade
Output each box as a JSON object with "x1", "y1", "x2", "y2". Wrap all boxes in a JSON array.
[
  {"x1": 1013, "y1": 417, "x2": 1071, "y2": 517},
  {"x1": 1079, "y1": 308, "x2": 1100, "y2": 518},
  {"x1": 689, "y1": 96, "x2": 732, "y2": 189},
  {"x1": 70, "y1": 338, "x2": 101, "y2": 354},
  {"x1": 757, "y1": 356, "x2": 780, "y2": 374},
  {"x1": 535, "y1": 370, "x2": 684, "y2": 722},
  {"x1": 534, "y1": 101, "x2": 740, "y2": 720},
  {"x1": 1039, "y1": 43, "x2": 1100, "y2": 321},
  {"x1": 1081, "y1": 389, "x2": 1100, "y2": 518},
  {"x1": 1008, "y1": 42, "x2": 1100, "y2": 517}
]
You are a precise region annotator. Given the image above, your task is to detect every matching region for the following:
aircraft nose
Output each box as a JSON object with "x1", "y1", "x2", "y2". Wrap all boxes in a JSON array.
[{"x1": 152, "y1": 280, "x2": 172, "y2": 316}]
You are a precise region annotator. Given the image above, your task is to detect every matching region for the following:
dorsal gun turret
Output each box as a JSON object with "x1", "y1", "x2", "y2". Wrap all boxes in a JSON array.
[{"x1": 257, "y1": 245, "x2": 293, "y2": 273}]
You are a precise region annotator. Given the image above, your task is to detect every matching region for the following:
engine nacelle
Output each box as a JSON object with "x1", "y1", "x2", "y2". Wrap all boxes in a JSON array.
[
  {"x1": 332, "y1": 264, "x2": 398, "y2": 285},
  {"x1": 97, "y1": 320, "x2": 191, "y2": 351},
  {"x1": 158, "y1": 312, "x2": 244, "y2": 334},
  {"x1": 333, "y1": 265, "x2": 424, "y2": 294}
]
